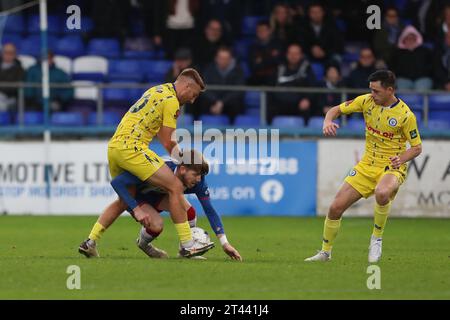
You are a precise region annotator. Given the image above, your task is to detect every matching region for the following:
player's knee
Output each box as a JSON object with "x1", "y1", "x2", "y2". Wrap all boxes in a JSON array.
[
  {"x1": 375, "y1": 187, "x2": 391, "y2": 205},
  {"x1": 167, "y1": 178, "x2": 184, "y2": 194},
  {"x1": 329, "y1": 202, "x2": 345, "y2": 218}
]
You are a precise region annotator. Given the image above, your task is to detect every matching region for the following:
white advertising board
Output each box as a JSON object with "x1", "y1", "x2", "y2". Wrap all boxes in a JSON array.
[{"x1": 318, "y1": 139, "x2": 450, "y2": 217}]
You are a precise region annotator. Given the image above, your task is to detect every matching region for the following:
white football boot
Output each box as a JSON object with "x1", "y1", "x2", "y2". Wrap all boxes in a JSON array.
[
  {"x1": 78, "y1": 239, "x2": 99, "y2": 258},
  {"x1": 178, "y1": 239, "x2": 215, "y2": 258},
  {"x1": 304, "y1": 250, "x2": 331, "y2": 262},
  {"x1": 136, "y1": 237, "x2": 168, "y2": 259},
  {"x1": 368, "y1": 235, "x2": 382, "y2": 263}
]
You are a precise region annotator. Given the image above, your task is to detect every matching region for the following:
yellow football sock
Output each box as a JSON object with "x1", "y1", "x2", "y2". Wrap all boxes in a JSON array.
[
  {"x1": 373, "y1": 201, "x2": 391, "y2": 238},
  {"x1": 88, "y1": 222, "x2": 106, "y2": 242},
  {"x1": 174, "y1": 221, "x2": 193, "y2": 245},
  {"x1": 321, "y1": 217, "x2": 342, "y2": 252}
]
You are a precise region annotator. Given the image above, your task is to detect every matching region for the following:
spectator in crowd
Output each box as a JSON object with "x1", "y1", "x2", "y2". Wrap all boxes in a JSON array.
[
  {"x1": 435, "y1": 4, "x2": 450, "y2": 45},
  {"x1": 270, "y1": 3, "x2": 298, "y2": 49},
  {"x1": 165, "y1": 47, "x2": 194, "y2": 82},
  {"x1": 268, "y1": 43, "x2": 316, "y2": 124},
  {"x1": 197, "y1": 46, "x2": 245, "y2": 122},
  {"x1": 144, "y1": 0, "x2": 200, "y2": 59},
  {"x1": 300, "y1": 2, "x2": 344, "y2": 64},
  {"x1": 404, "y1": 0, "x2": 443, "y2": 41},
  {"x1": 373, "y1": 6, "x2": 405, "y2": 66},
  {"x1": 345, "y1": 47, "x2": 377, "y2": 89},
  {"x1": 0, "y1": 43, "x2": 24, "y2": 112},
  {"x1": 248, "y1": 20, "x2": 282, "y2": 85},
  {"x1": 391, "y1": 25, "x2": 433, "y2": 90},
  {"x1": 24, "y1": 51, "x2": 73, "y2": 111},
  {"x1": 317, "y1": 64, "x2": 344, "y2": 116},
  {"x1": 197, "y1": 0, "x2": 242, "y2": 40},
  {"x1": 433, "y1": 30, "x2": 450, "y2": 90},
  {"x1": 193, "y1": 19, "x2": 230, "y2": 70}
]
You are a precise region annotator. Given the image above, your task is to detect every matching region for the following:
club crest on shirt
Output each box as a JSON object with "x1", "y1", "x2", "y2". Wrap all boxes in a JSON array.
[
  {"x1": 349, "y1": 169, "x2": 357, "y2": 176},
  {"x1": 388, "y1": 118, "x2": 397, "y2": 127}
]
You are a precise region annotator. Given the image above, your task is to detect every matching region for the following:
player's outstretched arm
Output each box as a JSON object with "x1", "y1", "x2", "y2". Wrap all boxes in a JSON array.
[
  {"x1": 323, "y1": 105, "x2": 341, "y2": 136},
  {"x1": 158, "y1": 126, "x2": 183, "y2": 161},
  {"x1": 219, "y1": 236, "x2": 242, "y2": 261}
]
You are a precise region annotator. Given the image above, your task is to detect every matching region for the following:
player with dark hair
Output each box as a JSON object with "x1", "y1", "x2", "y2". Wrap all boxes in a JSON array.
[{"x1": 305, "y1": 70, "x2": 422, "y2": 263}]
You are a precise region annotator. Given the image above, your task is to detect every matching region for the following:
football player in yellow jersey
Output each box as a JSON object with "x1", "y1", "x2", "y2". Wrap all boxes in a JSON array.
[
  {"x1": 79, "y1": 68, "x2": 214, "y2": 259},
  {"x1": 305, "y1": 70, "x2": 423, "y2": 263}
]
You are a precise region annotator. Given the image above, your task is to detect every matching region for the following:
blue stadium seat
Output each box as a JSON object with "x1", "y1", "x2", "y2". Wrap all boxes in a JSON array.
[
  {"x1": 54, "y1": 35, "x2": 85, "y2": 58},
  {"x1": 307, "y1": 116, "x2": 325, "y2": 129},
  {"x1": 4, "y1": 14, "x2": 25, "y2": 33},
  {"x1": 427, "y1": 119, "x2": 450, "y2": 130},
  {"x1": 51, "y1": 112, "x2": 85, "y2": 126},
  {"x1": 1, "y1": 33, "x2": 22, "y2": 46},
  {"x1": 87, "y1": 38, "x2": 121, "y2": 58},
  {"x1": 429, "y1": 94, "x2": 450, "y2": 110},
  {"x1": 234, "y1": 115, "x2": 260, "y2": 126},
  {"x1": 429, "y1": 110, "x2": 450, "y2": 121},
  {"x1": 199, "y1": 115, "x2": 230, "y2": 126},
  {"x1": 103, "y1": 87, "x2": 130, "y2": 102},
  {"x1": 28, "y1": 15, "x2": 60, "y2": 34},
  {"x1": 271, "y1": 116, "x2": 305, "y2": 128},
  {"x1": 88, "y1": 111, "x2": 122, "y2": 126},
  {"x1": 24, "y1": 112, "x2": 44, "y2": 125},
  {"x1": 399, "y1": 94, "x2": 423, "y2": 110},
  {"x1": 234, "y1": 39, "x2": 252, "y2": 61},
  {"x1": 141, "y1": 60, "x2": 172, "y2": 83},
  {"x1": 108, "y1": 59, "x2": 144, "y2": 82},
  {"x1": 177, "y1": 113, "x2": 194, "y2": 127},
  {"x1": 0, "y1": 112, "x2": 12, "y2": 125},
  {"x1": 241, "y1": 16, "x2": 266, "y2": 36},
  {"x1": 245, "y1": 108, "x2": 260, "y2": 117},
  {"x1": 346, "y1": 118, "x2": 366, "y2": 131},
  {"x1": 123, "y1": 50, "x2": 154, "y2": 59},
  {"x1": 19, "y1": 35, "x2": 57, "y2": 57},
  {"x1": 311, "y1": 62, "x2": 325, "y2": 81},
  {"x1": 245, "y1": 91, "x2": 260, "y2": 109},
  {"x1": 63, "y1": 16, "x2": 94, "y2": 34},
  {"x1": 342, "y1": 52, "x2": 359, "y2": 63}
]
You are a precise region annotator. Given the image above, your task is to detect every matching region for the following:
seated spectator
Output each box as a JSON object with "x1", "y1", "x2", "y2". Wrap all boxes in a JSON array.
[
  {"x1": 268, "y1": 43, "x2": 316, "y2": 124},
  {"x1": 0, "y1": 43, "x2": 24, "y2": 112},
  {"x1": 300, "y1": 2, "x2": 344, "y2": 64},
  {"x1": 270, "y1": 3, "x2": 298, "y2": 49},
  {"x1": 196, "y1": 47, "x2": 245, "y2": 122},
  {"x1": 317, "y1": 65, "x2": 344, "y2": 116},
  {"x1": 433, "y1": 31, "x2": 450, "y2": 90},
  {"x1": 248, "y1": 20, "x2": 282, "y2": 85},
  {"x1": 193, "y1": 19, "x2": 230, "y2": 70},
  {"x1": 345, "y1": 48, "x2": 377, "y2": 89},
  {"x1": 165, "y1": 48, "x2": 194, "y2": 82},
  {"x1": 391, "y1": 25, "x2": 433, "y2": 90},
  {"x1": 373, "y1": 6, "x2": 405, "y2": 66},
  {"x1": 24, "y1": 51, "x2": 74, "y2": 111}
]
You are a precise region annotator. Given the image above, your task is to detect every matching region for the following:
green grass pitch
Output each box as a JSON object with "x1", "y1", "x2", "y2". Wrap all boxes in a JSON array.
[{"x1": 0, "y1": 215, "x2": 449, "y2": 299}]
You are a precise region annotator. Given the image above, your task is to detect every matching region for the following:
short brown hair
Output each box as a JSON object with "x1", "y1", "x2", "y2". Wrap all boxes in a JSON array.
[
  {"x1": 368, "y1": 70, "x2": 396, "y2": 89},
  {"x1": 177, "y1": 68, "x2": 206, "y2": 91},
  {"x1": 179, "y1": 149, "x2": 209, "y2": 176}
]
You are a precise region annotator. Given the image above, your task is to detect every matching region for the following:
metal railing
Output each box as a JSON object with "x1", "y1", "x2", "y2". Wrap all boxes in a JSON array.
[{"x1": 0, "y1": 81, "x2": 448, "y2": 135}]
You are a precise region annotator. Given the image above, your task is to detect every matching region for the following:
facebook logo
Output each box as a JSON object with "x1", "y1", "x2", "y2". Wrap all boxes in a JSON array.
[{"x1": 260, "y1": 180, "x2": 284, "y2": 203}]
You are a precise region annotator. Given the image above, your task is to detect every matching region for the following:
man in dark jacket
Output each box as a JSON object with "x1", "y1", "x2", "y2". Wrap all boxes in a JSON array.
[
  {"x1": 269, "y1": 43, "x2": 316, "y2": 124},
  {"x1": 345, "y1": 48, "x2": 377, "y2": 89},
  {"x1": 0, "y1": 43, "x2": 24, "y2": 111},
  {"x1": 197, "y1": 46, "x2": 245, "y2": 122}
]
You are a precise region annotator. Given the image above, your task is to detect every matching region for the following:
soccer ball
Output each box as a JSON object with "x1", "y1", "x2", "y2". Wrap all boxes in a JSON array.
[{"x1": 191, "y1": 227, "x2": 211, "y2": 244}]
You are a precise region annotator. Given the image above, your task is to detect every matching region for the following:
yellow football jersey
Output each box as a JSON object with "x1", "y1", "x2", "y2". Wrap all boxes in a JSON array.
[
  {"x1": 109, "y1": 83, "x2": 180, "y2": 148},
  {"x1": 339, "y1": 93, "x2": 422, "y2": 168}
]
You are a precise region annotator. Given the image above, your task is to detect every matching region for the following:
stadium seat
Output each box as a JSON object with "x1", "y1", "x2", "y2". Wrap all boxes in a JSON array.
[
  {"x1": 399, "y1": 94, "x2": 423, "y2": 110},
  {"x1": 1, "y1": 33, "x2": 22, "y2": 46},
  {"x1": 87, "y1": 38, "x2": 121, "y2": 59},
  {"x1": 311, "y1": 62, "x2": 325, "y2": 81},
  {"x1": 346, "y1": 118, "x2": 366, "y2": 131},
  {"x1": 17, "y1": 55, "x2": 37, "y2": 70},
  {"x1": 426, "y1": 119, "x2": 450, "y2": 130},
  {"x1": 73, "y1": 56, "x2": 108, "y2": 82},
  {"x1": 3, "y1": 14, "x2": 25, "y2": 33},
  {"x1": 123, "y1": 50, "x2": 154, "y2": 59},
  {"x1": 28, "y1": 15, "x2": 61, "y2": 34},
  {"x1": 19, "y1": 35, "x2": 57, "y2": 57},
  {"x1": 54, "y1": 35, "x2": 85, "y2": 58},
  {"x1": 245, "y1": 108, "x2": 260, "y2": 117},
  {"x1": 429, "y1": 94, "x2": 450, "y2": 110},
  {"x1": 108, "y1": 59, "x2": 144, "y2": 82},
  {"x1": 307, "y1": 116, "x2": 325, "y2": 129},
  {"x1": 177, "y1": 113, "x2": 194, "y2": 127},
  {"x1": 342, "y1": 52, "x2": 359, "y2": 63},
  {"x1": 199, "y1": 115, "x2": 230, "y2": 126},
  {"x1": 271, "y1": 116, "x2": 305, "y2": 128},
  {"x1": 245, "y1": 91, "x2": 260, "y2": 110},
  {"x1": 103, "y1": 87, "x2": 130, "y2": 103},
  {"x1": 234, "y1": 39, "x2": 252, "y2": 61},
  {"x1": 234, "y1": 115, "x2": 260, "y2": 126},
  {"x1": 241, "y1": 16, "x2": 266, "y2": 36},
  {"x1": 73, "y1": 81, "x2": 99, "y2": 101},
  {"x1": 0, "y1": 112, "x2": 12, "y2": 125},
  {"x1": 88, "y1": 111, "x2": 122, "y2": 126},
  {"x1": 429, "y1": 110, "x2": 450, "y2": 122},
  {"x1": 63, "y1": 16, "x2": 94, "y2": 34},
  {"x1": 50, "y1": 112, "x2": 85, "y2": 126},
  {"x1": 23, "y1": 112, "x2": 44, "y2": 125},
  {"x1": 53, "y1": 55, "x2": 72, "y2": 75},
  {"x1": 141, "y1": 60, "x2": 172, "y2": 83}
]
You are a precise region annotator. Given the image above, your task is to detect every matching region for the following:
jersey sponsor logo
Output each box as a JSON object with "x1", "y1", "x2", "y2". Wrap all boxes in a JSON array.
[
  {"x1": 349, "y1": 169, "x2": 357, "y2": 176},
  {"x1": 388, "y1": 118, "x2": 397, "y2": 126},
  {"x1": 367, "y1": 125, "x2": 394, "y2": 138},
  {"x1": 410, "y1": 129, "x2": 418, "y2": 139}
]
